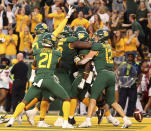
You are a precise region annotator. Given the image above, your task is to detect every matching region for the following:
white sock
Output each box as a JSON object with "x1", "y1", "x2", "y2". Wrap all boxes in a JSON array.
[
  {"x1": 69, "y1": 116, "x2": 73, "y2": 119},
  {"x1": 86, "y1": 117, "x2": 91, "y2": 122},
  {"x1": 32, "y1": 107, "x2": 38, "y2": 115},
  {"x1": 123, "y1": 116, "x2": 128, "y2": 122}
]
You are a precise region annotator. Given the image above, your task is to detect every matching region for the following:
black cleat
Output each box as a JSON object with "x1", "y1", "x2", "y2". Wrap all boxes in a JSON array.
[
  {"x1": 96, "y1": 109, "x2": 104, "y2": 124},
  {"x1": 68, "y1": 117, "x2": 76, "y2": 125}
]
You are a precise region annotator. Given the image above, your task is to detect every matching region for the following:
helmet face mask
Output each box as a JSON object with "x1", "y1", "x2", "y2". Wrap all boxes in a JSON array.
[
  {"x1": 60, "y1": 25, "x2": 73, "y2": 37},
  {"x1": 94, "y1": 29, "x2": 109, "y2": 43},
  {"x1": 42, "y1": 33, "x2": 54, "y2": 48},
  {"x1": 76, "y1": 31, "x2": 89, "y2": 41},
  {"x1": 35, "y1": 23, "x2": 49, "y2": 35}
]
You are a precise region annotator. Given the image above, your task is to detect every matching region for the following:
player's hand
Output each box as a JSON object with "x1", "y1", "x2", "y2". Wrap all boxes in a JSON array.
[
  {"x1": 66, "y1": 5, "x2": 74, "y2": 18},
  {"x1": 74, "y1": 56, "x2": 80, "y2": 65}
]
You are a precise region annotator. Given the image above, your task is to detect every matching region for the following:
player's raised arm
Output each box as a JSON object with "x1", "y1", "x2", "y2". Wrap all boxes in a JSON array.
[{"x1": 52, "y1": 6, "x2": 74, "y2": 38}]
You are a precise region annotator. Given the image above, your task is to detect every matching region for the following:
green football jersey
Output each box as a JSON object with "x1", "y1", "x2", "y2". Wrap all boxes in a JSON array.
[
  {"x1": 32, "y1": 34, "x2": 45, "y2": 52},
  {"x1": 33, "y1": 48, "x2": 62, "y2": 78},
  {"x1": 91, "y1": 42, "x2": 114, "y2": 72},
  {"x1": 56, "y1": 36, "x2": 78, "y2": 70}
]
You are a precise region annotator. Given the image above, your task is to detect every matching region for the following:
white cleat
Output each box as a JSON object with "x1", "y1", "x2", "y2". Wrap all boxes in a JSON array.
[
  {"x1": 16, "y1": 110, "x2": 24, "y2": 125},
  {"x1": 54, "y1": 117, "x2": 64, "y2": 127},
  {"x1": 78, "y1": 120, "x2": 91, "y2": 128},
  {"x1": 37, "y1": 121, "x2": 51, "y2": 127},
  {"x1": 25, "y1": 109, "x2": 37, "y2": 125},
  {"x1": 5, "y1": 117, "x2": 15, "y2": 127},
  {"x1": 107, "y1": 117, "x2": 120, "y2": 126},
  {"x1": 121, "y1": 119, "x2": 132, "y2": 128},
  {"x1": 62, "y1": 120, "x2": 74, "y2": 128},
  {"x1": 0, "y1": 108, "x2": 6, "y2": 113}
]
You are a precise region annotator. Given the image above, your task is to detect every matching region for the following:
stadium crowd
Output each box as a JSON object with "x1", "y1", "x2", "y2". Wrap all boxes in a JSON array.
[{"x1": 0, "y1": 0, "x2": 151, "y2": 126}]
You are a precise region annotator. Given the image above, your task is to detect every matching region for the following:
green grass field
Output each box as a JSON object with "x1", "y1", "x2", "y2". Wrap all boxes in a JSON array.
[{"x1": 0, "y1": 115, "x2": 151, "y2": 131}]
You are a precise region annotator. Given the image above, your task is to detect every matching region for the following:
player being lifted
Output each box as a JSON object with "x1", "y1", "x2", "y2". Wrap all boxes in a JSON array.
[{"x1": 75, "y1": 29, "x2": 132, "y2": 128}]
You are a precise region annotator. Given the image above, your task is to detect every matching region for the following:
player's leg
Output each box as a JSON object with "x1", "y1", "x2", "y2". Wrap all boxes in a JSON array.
[
  {"x1": 6, "y1": 85, "x2": 42, "y2": 127},
  {"x1": 43, "y1": 78, "x2": 74, "y2": 128},
  {"x1": 25, "y1": 94, "x2": 42, "y2": 125},
  {"x1": 68, "y1": 75, "x2": 82, "y2": 124},
  {"x1": 79, "y1": 71, "x2": 106, "y2": 127},
  {"x1": 54, "y1": 70, "x2": 72, "y2": 126},
  {"x1": 37, "y1": 90, "x2": 56, "y2": 127}
]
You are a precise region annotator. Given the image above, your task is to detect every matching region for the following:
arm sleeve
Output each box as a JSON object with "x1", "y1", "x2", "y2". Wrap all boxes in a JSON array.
[
  {"x1": 47, "y1": 13, "x2": 56, "y2": 18},
  {"x1": 52, "y1": 18, "x2": 68, "y2": 38},
  {"x1": 91, "y1": 42, "x2": 101, "y2": 51},
  {"x1": 72, "y1": 41, "x2": 92, "y2": 49},
  {"x1": 48, "y1": 13, "x2": 65, "y2": 18}
]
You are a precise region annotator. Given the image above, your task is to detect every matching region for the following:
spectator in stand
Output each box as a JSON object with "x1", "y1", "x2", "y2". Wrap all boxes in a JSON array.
[
  {"x1": 123, "y1": 29, "x2": 140, "y2": 60},
  {"x1": 27, "y1": 0, "x2": 40, "y2": 12},
  {"x1": 0, "y1": 58, "x2": 11, "y2": 113},
  {"x1": 113, "y1": 30, "x2": 125, "y2": 63},
  {"x1": 5, "y1": 28, "x2": 18, "y2": 60},
  {"x1": 123, "y1": 14, "x2": 145, "y2": 59},
  {"x1": 89, "y1": 14, "x2": 103, "y2": 33},
  {"x1": 19, "y1": 26, "x2": 33, "y2": 59},
  {"x1": 97, "y1": 6, "x2": 109, "y2": 27},
  {"x1": 76, "y1": 0, "x2": 92, "y2": 19},
  {"x1": 0, "y1": 4, "x2": 9, "y2": 34},
  {"x1": 110, "y1": 11, "x2": 123, "y2": 31},
  {"x1": 136, "y1": 1, "x2": 148, "y2": 45},
  {"x1": 15, "y1": 7, "x2": 30, "y2": 33},
  {"x1": 71, "y1": 11, "x2": 90, "y2": 30},
  {"x1": 147, "y1": 13, "x2": 151, "y2": 55},
  {"x1": 129, "y1": 14, "x2": 145, "y2": 59},
  {"x1": 11, "y1": 53, "x2": 28, "y2": 111},
  {"x1": 112, "y1": 0, "x2": 124, "y2": 13},
  {"x1": 6, "y1": 4, "x2": 14, "y2": 28},
  {"x1": 45, "y1": 6, "x2": 66, "y2": 30},
  {"x1": 31, "y1": 7, "x2": 42, "y2": 36},
  {"x1": 91, "y1": 0, "x2": 101, "y2": 14},
  {"x1": 0, "y1": 28, "x2": 7, "y2": 61},
  {"x1": 125, "y1": 0, "x2": 138, "y2": 23}
]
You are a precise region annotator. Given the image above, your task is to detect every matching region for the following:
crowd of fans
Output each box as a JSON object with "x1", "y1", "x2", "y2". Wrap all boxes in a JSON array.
[{"x1": 0, "y1": 0, "x2": 151, "y2": 116}]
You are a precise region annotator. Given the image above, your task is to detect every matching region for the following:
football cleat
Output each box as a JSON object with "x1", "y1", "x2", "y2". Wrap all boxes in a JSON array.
[
  {"x1": 106, "y1": 115, "x2": 120, "y2": 126},
  {"x1": 37, "y1": 121, "x2": 51, "y2": 127},
  {"x1": 121, "y1": 119, "x2": 132, "y2": 128},
  {"x1": 0, "y1": 115, "x2": 9, "y2": 124},
  {"x1": 62, "y1": 120, "x2": 74, "y2": 128},
  {"x1": 68, "y1": 117, "x2": 76, "y2": 125},
  {"x1": 54, "y1": 117, "x2": 64, "y2": 127},
  {"x1": 25, "y1": 109, "x2": 37, "y2": 125},
  {"x1": 78, "y1": 119, "x2": 91, "y2": 128},
  {"x1": 16, "y1": 110, "x2": 24, "y2": 125},
  {"x1": 96, "y1": 108, "x2": 104, "y2": 124},
  {"x1": 5, "y1": 117, "x2": 15, "y2": 127}
]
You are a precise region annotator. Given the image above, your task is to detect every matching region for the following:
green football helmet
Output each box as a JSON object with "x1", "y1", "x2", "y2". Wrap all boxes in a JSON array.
[
  {"x1": 76, "y1": 31, "x2": 89, "y2": 41},
  {"x1": 35, "y1": 23, "x2": 49, "y2": 35},
  {"x1": 94, "y1": 29, "x2": 109, "y2": 42},
  {"x1": 75, "y1": 26, "x2": 86, "y2": 33},
  {"x1": 42, "y1": 33, "x2": 54, "y2": 48},
  {"x1": 60, "y1": 25, "x2": 73, "y2": 37}
]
